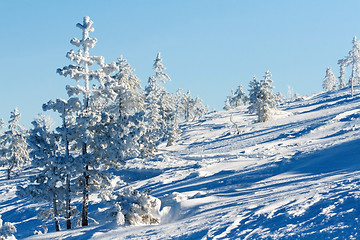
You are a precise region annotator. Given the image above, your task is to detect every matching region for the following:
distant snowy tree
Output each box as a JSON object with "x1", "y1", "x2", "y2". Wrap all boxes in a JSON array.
[
  {"x1": 224, "y1": 97, "x2": 232, "y2": 111},
  {"x1": 0, "y1": 215, "x2": 16, "y2": 240},
  {"x1": 232, "y1": 85, "x2": 249, "y2": 107},
  {"x1": 248, "y1": 76, "x2": 260, "y2": 115},
  {"x1": 143, "y1": 53, "x2": 179, "y2": 153},
  {"x1": 0, "y1": 108, "x2": 29, "y2": 180},
  {"x1": 338, "y1": 36, "x2": 360, "y2": 96},
  {"x1": 179, "y1": 90, "x2": 207, "y2": 122},
  {"x1": 275, "y1": 92, "x2": 285, "y2": 105},
  {"x1": 224, "y1": 85, "x2": 249, "y2": 110},
  {"x1": 323, "y1": 67, "x2": 337, "y2": 91},
  {"x1": 248, "y1": 71, "x2": 277, "y2": 122}
]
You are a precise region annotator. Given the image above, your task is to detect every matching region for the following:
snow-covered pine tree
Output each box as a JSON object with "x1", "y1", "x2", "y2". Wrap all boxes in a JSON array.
[
  {"x1": 0, "y1": 108, "x2": 29, "y2": 180},
  {"x1": 232, "y1": 85, "x2": 249, "y2": 107},
  {"x1": 258, "y1": 70, "x2": 277, "y2": 122},
  {"x1": 323, "y1": 67, "x2": 337, "y2": 91},
  {"x1": 181, "y1": 90, "x2": 194, "y2": 122},
  {"x1": 97, "y1": 55, "x2": 147, "y2": 161},
  {"x1": 248, "y1": 71, "x2": 277, "y2": 122},
  {"x1": 56, "y1": 16, "x2": 119, "y2": 227},
  {"x1": 143, "y1": 53, "x2": 180, "y2": 150},
  {"x1": 42, "y1": 98, "x2": 82, "y2": 230},
  {"x1": 224, "y1": 97, "x2": 232, "y2": 111},
  {"x1": 179, "y1": 90, "x2": 207, "y2": 122},
  {"x1": 248, "y1": 76, "x2": 260, "y2": 115},
  {"x1": 19, "y1": 115, "x2": 66, "y2": 232}
]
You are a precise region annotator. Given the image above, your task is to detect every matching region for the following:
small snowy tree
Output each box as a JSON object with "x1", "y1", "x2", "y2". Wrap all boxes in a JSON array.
[
  {"x1": 323, "y1": 67, "x2": 337, "y2": 91},
  {"x1": 231, "y1": 85, "x2": 249, "y2": 107},
  {"x1": 179, "y1": 90, "x2": 207, "y2": 122},
  {"x1": 248, "y1": 71, "x2": 277, "y2": 122},
  {"x1": 248, "y1": 76, "x2": 260, "y2": 115},
  {"x1": 0, "y1": 215, "x2": 16, "y2": 240},
  {"x1": 224, "y1": 97, "x2": 232, "y2": 111},
  {"x1": 0, "y1": 108, "x2": 29, "y2": 179}
]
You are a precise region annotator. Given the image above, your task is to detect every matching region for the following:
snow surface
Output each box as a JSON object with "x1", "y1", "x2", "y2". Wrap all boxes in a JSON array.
[{"x1": 2, "y1": 87, "x2": 360, "y2": 239}]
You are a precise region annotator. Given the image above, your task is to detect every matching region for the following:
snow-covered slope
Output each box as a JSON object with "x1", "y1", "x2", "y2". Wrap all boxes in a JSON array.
[{"x1": 3, "y1": 87, "x2": 360, "y2": 239}]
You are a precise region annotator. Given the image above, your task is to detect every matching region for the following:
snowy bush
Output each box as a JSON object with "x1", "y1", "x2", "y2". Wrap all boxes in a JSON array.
[
  {"x1": 110, "y1": 187, "x2": 161, "y2": 226},
  {"x1": 0, "y1": 216, "x2": 16, "y2": 240}
]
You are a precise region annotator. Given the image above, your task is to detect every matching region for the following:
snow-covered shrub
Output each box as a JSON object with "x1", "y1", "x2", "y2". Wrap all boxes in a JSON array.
[
  {"x1": 110, "y1": 187, "x2": 161, "y2": 226},
  {"x1": 0, "y1": 216, "x2": 16, "y2": 240}
]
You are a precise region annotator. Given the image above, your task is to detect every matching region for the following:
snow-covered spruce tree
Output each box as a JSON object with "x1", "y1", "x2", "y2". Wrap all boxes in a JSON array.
[
  {"x1": 97, "y1": 55, "x2": 147, "y2": 161},
  {"x1": 232, "y1": 85, "x2": 249, "y2": 107},
  {"x1": 248, "y1": 76, "x2": 260, "y2": 115},
  {"x1": 42, "y1": 98, "x2": 82, "y2": 230},
  {"x1": 323, "y1": 67, "x2": 337, "y2": 92},
  {"x1": 179, "y1": 90, "x2": 207, "y2": 122},
  {"x1": 143, "y1": 53, "x2": 180, "y2": 152},
  {"x1": 0, "y1": 108, "x2": 29, "y2": 180},
  {"x1": 248, "y1": 71, "x2": 277, "y2": 122},
  {"x1": 57, "y1": 16, "x2": 120, "y2": 227},
  {"x1": 224, "y1": 97, "x2": 232, "y2": 111},
  {"x1": 18, "y1": 115, "x2": 66, "y2": 232},
  {"x1": 0, "y1": 215, "x2": 16, "y2": 240}
]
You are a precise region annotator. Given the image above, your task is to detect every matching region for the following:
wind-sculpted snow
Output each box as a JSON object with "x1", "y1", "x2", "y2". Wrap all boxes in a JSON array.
[{"x1": 3, "y1": 87, "x2": 360, "y2": 239}]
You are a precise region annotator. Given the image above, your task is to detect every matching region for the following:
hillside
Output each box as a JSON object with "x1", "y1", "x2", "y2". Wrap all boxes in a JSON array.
[{"x1": 2, "y1": 87, "x2": 360, "y2": 239}]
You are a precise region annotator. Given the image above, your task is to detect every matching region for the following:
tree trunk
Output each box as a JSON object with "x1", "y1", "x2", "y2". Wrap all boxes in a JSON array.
[
  {"x1": 81, "y1": 143, "x2": 89, "y2": 227},
  {"x1": 53, "y1": 195, "x2": 60, "y2": 231},
  {"x1": 7, "y1": 168, "x2": 11, "y2": 180},
  {"x1": 81, "y1": 170, "x2": 89, "y2": 226},
  {"x1": 66, "y1": 175, "x2": 72, "y2": 229}
]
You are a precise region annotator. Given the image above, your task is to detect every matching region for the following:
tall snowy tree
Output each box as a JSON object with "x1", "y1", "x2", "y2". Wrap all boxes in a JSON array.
[
  {"x1": 248, "y1": 71, "x2": 277, "y2": 122},
  {"x1": 56, "y1": 16, "x2": 119, "y2": 227},
  {"x1": 0, "y1": 108, "x2": 29, "y2": 180},
  {"x1": 323, "y1": 67, "x2": 337, "y2": 91}
]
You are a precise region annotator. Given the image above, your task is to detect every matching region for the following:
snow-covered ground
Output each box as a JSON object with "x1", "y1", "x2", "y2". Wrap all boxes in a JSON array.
[{"x1": 3, "y1": 87, "x2": 360, "y2": 239}]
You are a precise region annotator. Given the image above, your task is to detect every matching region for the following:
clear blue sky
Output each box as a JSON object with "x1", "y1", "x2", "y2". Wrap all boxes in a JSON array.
[{"x1": 1, "y1": 0, "x2": 359, "y2": 127}]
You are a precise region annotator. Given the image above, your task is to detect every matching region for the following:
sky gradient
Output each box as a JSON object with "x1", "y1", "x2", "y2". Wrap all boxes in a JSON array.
[{"x1": 1, "y1": 0, "x2": 360, "y2": 127}]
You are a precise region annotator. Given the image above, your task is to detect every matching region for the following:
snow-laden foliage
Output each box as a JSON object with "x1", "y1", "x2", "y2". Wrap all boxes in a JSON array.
[
  {"x1": 55, "y1": 16, "x2": 148, "y2": 228},
  {"x1": 0, "y1": 108, "x2": 29, "y2": 180},
  {"x1": 224, "y1": 85, "x2": 249, "y2": 110},
  {"x1": 143, "y1": 53, "x2": 180, "y2": 153},
  {"x1": 18, "y1": 115, "x2": 79, "y2": 232},
  {"x1": 109, "y1": 187, "x2": 161, "y2": 226},
  {"x1": 56, "y1": 16, "x2": 121, "y2": 227},
  {"x1": 0, "y1": 215, "x2": 16, "y2": 240},
  {"x1": 178, "y1": 90, "x2": 208, "y2": 122},
  {"x1": 323, "y1": 67, "x2": 337, "y2": 91},
  {"x1": 248, "y1": 71, "x2": 278, "y2": 122}
]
